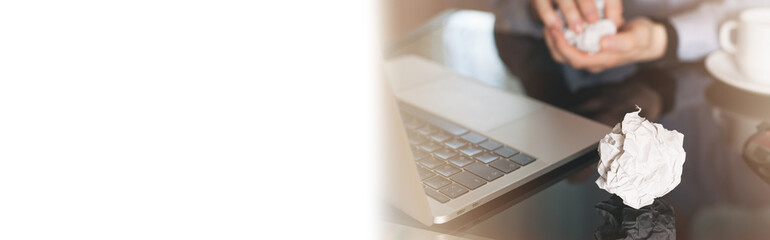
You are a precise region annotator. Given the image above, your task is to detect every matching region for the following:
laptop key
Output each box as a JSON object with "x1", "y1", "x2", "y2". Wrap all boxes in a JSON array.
[
  {"x1": 444, "y1": 138, "x2": 468, "y2": 150},
  {"x1": 404, "y1": 119, "x2": 423, "y2": 130},
  {"x1": 424, "y1": 176, "x2": 452, "y2": 189},
  {"x1": 417, "y1": 125, "x2": 438, "y2": 136},
  {"x1": 430, "y1": 131, "x2": 453, "y2": 143},
  {"x1": 451, "y1": 171, "x2": 486, "y2": 190},
  {"x1": 410, "y1": 145, "x2": 420, "y2": 153},
  {"x1": 489, "y1": 159, "x2": 520, "y2": 173},
  {"x1": 474, "y1": 152, "x2": 500, "y2": 164},
  {"x1": 408, "y1": 135, "x2": 428, "y2": 145},
  {"x1": 419, "y1": 157, "x2": 445, "y2": 169},
  {"x1": 494, "y1": 146, "x2": 520, "y2": 158},
  {"x1": 412, "y1": 150, "x2": 430, "y2": 161},
  {"x1": 434, "y1": 148, "x2": 458, "y2": 160},
  {"x1": 479, "y1": 140, "x2": 503, "y2": 151},
  {"x1": 417, "y1": 167, "x2": 436, "y2": 180},
  {"x1": 448, "y1": 156, "x2": 474, "y2": 167},
  {"x1": 458, "y1": 145, "x2": 483, "y2": 157},
  {"x1": 421, "y1": 115, "x2": 469, "y2": 136},
  {"x1": 511, "y1": 153, "x2": 536, "y2": 166},
  {"x1": 439, "y1": 183, "x2": 469, "y2": 199},
  {"x1": 461, "y1": 132, "x2": 487, "y2": 144},
  {"x1": 435, "y1": 164, "x2": 461, "y2": 177},
  {"x1": 464, "y1": 162, "x2": 504, "y2": 181},
  {"x1": 424, "y1": 187, "x2": 450, "y2": 203},
  {"x1": 437, "y1": 124, "x2": 469, "y2": 136},
  {"x1": 420, "y1": 141, "x2": 442, "y2": 153}
]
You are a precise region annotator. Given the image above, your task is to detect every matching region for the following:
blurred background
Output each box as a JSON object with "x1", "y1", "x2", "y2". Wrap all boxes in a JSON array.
[{"x1": 381, "y1": 1, "x2": 770, "y2": 239}]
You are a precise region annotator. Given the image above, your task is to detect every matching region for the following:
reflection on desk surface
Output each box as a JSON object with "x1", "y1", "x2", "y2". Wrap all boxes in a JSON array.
[
  {"x1": 595, "y1": 196, "x2": 676, "y2": 240},
  {"x1": 691, "y1": 205, "x2": 770, "y2": 240},
  {"x1": 384, "y1": 222, "x2": 493, "y2": 240}
]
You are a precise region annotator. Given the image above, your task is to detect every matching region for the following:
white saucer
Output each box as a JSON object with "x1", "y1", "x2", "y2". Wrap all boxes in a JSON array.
[{"x1": 706, "y1": 50, "x2": 770, "y2": 95}]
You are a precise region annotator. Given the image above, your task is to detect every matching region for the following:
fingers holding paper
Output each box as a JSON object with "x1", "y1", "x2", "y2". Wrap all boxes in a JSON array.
[
  {"x1": 544, "y1": 17, "x2": 668, "y2": 73},
  {"x1": 532, "y1": 0, "x2": 606, "y2": 33}
]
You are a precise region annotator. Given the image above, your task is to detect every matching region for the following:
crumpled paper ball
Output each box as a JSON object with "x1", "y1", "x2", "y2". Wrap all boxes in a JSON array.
[
  {"x1": 596, "y1": 107, "x2": 686, "y2": 209},
  {"x1": 560, "y1": 0, "x2": 617, "y2": 54},
  {"x1": 595, "y1": 195, "x2": 676, "y2": 240},
  {"x1": 564, "y1": 19, "x2": 616, "y2": 54}
]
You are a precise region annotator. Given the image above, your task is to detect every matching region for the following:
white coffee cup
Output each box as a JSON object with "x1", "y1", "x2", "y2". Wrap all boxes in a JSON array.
[{"x1": 719, "y1": 7, "x2": 770, "y2": 84}]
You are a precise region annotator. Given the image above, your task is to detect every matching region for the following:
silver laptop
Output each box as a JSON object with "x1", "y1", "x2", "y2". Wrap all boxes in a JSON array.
[{"x1": 384, "y1": 56, "x2": 610, "y2": 225}]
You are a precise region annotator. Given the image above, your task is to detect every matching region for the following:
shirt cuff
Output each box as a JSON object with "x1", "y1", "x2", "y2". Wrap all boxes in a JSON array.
[
  {"x1": 668, "y1": 6, "x2": 721, "y2": 61},
  {"x1": 643, "y1": 19, "x2": 680, "y2": 69}
]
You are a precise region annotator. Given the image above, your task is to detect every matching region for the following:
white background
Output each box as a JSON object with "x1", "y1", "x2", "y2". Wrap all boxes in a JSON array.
[{"x1": 0, "y1": 0, "x2": 377, "y2": 239}]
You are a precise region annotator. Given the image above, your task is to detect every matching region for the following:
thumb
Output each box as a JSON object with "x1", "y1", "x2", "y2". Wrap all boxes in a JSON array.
[
  {"x1": 605, "y1": 0, "x2": 624, "y2": 27},
  {"x1": 601, "y1": 33, "x2": 635, "y2": 53}
]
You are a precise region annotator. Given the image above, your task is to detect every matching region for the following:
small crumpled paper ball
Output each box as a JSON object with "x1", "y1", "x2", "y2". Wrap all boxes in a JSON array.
[
  {"x1": 560, "y1": 0, "x2": 617, "y2": 54},
  {"x1": 564, "y1": 19, "x2": 616, "y2": 54},
  {"x1": 596, "y1": 107, "x2": 686, "y2": 209}
]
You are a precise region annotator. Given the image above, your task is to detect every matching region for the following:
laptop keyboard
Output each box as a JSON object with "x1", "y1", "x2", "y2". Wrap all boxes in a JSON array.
[{"x1": 399, "y1": 104, "x2": 537, "y2": 204}]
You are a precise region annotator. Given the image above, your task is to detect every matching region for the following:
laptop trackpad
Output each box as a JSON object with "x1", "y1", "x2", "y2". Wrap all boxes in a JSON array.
[{"x1": 396, "y1": 77, "x2": 544, "y2": 132}]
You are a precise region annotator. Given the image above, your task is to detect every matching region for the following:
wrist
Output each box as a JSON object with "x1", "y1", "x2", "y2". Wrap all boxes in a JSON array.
[{"x1": 647, "y1": 22, "x2": 667, "y2": 61}]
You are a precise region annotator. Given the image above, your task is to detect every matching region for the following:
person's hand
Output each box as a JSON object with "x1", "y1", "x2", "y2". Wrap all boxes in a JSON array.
[
  {"x1": 545, "y1": 17, "x2": 668, "y2": 73},
  {"x1": 531, "y1": 0, "x2": 624, "y2": 33}
]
